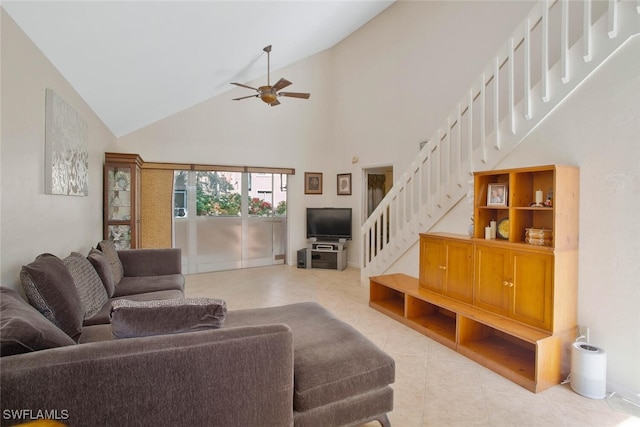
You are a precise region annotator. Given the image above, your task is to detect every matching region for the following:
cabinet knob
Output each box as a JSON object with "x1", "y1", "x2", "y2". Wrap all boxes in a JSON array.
[
  {"x1": 439, "y1": 265, "x2": 447, "y2": 270},
  {"x1": 503, "y1": 281, "x2": 514, "y2": 287}
]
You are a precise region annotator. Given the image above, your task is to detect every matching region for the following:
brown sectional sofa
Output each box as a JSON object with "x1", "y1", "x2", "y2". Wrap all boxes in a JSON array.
[{"x1": 0, "y1": 245, "x2": 394, "y2": 427}]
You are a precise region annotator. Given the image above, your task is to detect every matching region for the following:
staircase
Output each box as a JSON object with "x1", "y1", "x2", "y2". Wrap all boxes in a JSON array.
[{"x1": 361, "y1": 0, "x2": 640, "y2": 281}]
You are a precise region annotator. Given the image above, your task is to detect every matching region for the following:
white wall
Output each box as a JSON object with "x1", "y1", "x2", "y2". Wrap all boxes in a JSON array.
[
  {"x1": 330, "y1": 0, "x2": 535, "y2": 262},
  {"x1": 117, "y1": 49, "x2": 335, "y2": 260},
  {"x1": 498, "y1": 36, "x2": 640, "y2": 401},
  {"x1": 0, "y1": 10, "x2": 117, "y2": 290}
]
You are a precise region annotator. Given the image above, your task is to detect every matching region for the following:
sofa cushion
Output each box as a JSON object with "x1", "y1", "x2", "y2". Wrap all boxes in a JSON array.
[
  {"x1": 117, "y1": 248, "x2": 182, "y2": 277},
  {"x1": 63, "y1": 252, "x2": 110, "y2": 320},
  {"x1": 87, "y1": 248, "x2": 115, "y2": 297},
  {"x1": 20, "y1": 253, "x2": 84, "y2": 341},
  {"x1": 83, "y1": 289, "x2": 185, "y2": 326},
  {"x1": 97, "y1": 240, "x2": 124, "y2": 285},
  {"x1": 113, "y1": 274, "x2": 185, "y2": 298},
  {"x1": 0, "y1": 287, "x2": 76, "y2": 356},
  {"x1": 110, "y1": 298, "x2": 227, "y2": 339},
  {"x1": 224, "y1": 302, "x2": 395, "y2": 412},
  {"x1": 78, "y1": 324, "x2": 114, "y2": 344}
]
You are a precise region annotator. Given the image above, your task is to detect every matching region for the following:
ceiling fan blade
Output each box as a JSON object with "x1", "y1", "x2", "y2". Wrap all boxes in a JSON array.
[
  {"x1": 232, "y1": 94, "x2": 259, "y2": 101},
  {"x1": 271, "y1": 78, "x2": 292, "y2": 91},
  {"x1": 230, "y1": 82, "x2": 259, "y2": 91},
  {"x1": 279, "y1": 92, "x2": 311, "y2": 99},
  {"x1": 270, "y1": 99, "x2": 281, "y2": 107}
]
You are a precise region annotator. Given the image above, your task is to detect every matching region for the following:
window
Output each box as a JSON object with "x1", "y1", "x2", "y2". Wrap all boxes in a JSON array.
[
  {"x1": 173, "y1": 169, "x2": 288, "y2": 219},
  {"x1": 248, "y1": 173, "x2": 287, "y2": 217},
  {"x1": 174, "y1": 190, "x2": 187, "y2": 217},
  {"x1": 196, "y1": 171, "x2": 242, "y2": 216},
  {"x1": 173, "y1": 171, "x2": 188, "y2": 218}
]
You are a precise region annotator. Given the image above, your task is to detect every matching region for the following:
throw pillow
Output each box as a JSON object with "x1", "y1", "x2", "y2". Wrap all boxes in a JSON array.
[
  {"x1": 97, "y1": 240, "x2": 124, "y2": 285},
  {"x1": 20, "y1": 253, "x2": 83, "y2": 341},
  {"x1": 110, "y1": 298, "x2": 227, "y2": 339},
  {"x1": 87, "y1": 248, "x2": 115, "y2": 297},
  {"x1": 1, "y1": 287, "x2": 76, "y2": 356},
  {"x1": 63, "y1": 252, "x2": 109, "y2": 320}
]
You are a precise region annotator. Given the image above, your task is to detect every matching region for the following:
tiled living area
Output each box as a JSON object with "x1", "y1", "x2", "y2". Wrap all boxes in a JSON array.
[{"x1": 185, "y1": 265, "x2": 640, "y2": 427}]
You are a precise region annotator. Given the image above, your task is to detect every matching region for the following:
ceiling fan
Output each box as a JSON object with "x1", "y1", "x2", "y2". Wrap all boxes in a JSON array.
[{"x1": 231, "y1": 45, "x2": 310, "y2": 106}]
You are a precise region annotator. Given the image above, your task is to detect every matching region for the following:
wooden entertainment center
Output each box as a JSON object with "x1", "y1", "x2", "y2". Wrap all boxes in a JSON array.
[{"x1": 370, "y1": 165, "x2": 579, "y2": 392}]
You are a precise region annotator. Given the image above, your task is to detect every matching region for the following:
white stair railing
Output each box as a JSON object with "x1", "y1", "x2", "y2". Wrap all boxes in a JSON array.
[{"x1": 361, "y1": 0, "x2": 640, "y2": 281}]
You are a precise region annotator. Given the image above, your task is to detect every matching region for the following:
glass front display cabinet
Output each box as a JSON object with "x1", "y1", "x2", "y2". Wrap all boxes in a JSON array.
[{"x1": 103, "y1": 153, "x2": 143, "y2": 249}]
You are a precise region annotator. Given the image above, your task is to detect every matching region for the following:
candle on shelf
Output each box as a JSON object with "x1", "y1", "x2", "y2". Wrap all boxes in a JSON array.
[
  {"x1": 490, "y1": 220, "x2": 497, "y2": 239},
  {"x1": 485, "y1": 226, "x2": 492, "y2": 240},
  {"x1": 536, "y1": 189, "x2": 543, "y2": 205}
]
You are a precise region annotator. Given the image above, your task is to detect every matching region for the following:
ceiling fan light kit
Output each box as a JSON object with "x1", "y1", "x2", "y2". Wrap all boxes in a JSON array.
[
  {"x1": 231, "y1": 45, "x2": 310, "y2": 106},
  {"x1": 259, "y1": 87, "x2": 277, "y2": 104}
]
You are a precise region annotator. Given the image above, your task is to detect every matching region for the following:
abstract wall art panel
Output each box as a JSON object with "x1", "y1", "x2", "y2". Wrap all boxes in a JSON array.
[{"x1": 45, "y1": 88, "x2": 89, "y2": 196}]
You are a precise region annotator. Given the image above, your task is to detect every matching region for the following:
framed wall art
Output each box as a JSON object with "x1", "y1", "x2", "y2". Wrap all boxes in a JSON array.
[
  {"x1": 337, "y1": 173, "x2": 351, "y2": 195},
  {"x1": 44, "y1": 88, "x2": 89, "y2": 196},
  {"x1": 305, "y1": 172, "x2": 323, "y2": 195}
]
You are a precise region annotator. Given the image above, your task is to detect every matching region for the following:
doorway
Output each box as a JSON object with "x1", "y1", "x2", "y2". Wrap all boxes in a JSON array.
[
  {"x1": 363, "y1": 166, "x2": 393, "y2": 261},
  {"x1": 363, "y1": 166, "x2": 393, "y2": 220}
]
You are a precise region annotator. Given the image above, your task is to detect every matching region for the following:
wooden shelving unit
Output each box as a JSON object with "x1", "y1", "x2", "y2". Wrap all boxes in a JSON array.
[
  {"x1": 370, "y1": 273, "x2": 563, "y2": 392},
  {"x1": 369, "y1": 165, "x2": 579, "y2": 393}
]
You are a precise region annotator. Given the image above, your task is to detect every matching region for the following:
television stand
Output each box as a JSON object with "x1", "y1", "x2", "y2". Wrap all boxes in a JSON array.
[{"x1": 306, "y1": 240, "x2": 347, "y2": 271}]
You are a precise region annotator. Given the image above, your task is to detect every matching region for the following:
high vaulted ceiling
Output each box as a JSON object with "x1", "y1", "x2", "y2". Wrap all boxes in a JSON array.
[{"x1": 3, "y1": 1, "x2": 394, "y2": 137}]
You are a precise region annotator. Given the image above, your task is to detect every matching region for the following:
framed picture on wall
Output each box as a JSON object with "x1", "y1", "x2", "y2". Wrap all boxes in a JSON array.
[
  {"x1": 305, "y1": 172, "x2": 323, "y2": 194},
  {"x1": 337, "y1": 173, "x2": 351, "y2": 195}
]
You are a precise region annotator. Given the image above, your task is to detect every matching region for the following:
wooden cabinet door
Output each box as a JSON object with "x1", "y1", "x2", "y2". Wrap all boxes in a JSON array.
[
  {"x1": 474, "y1": 244, "x2": 510, "y2": 315},
  {"x1": 444, "y1": 240, "x2": 473, "y2": 303},
  {"x1": 510, "y1": 250, "x2": 553, "y2": 330},
  {"x1": 420, "y1": 237, "x2": 445, "y2": 292}
]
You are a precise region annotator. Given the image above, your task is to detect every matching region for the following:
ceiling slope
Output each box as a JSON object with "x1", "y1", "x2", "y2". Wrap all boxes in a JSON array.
[{"x1": 3, "y1": 0, "x2": 394, "y2": 136}]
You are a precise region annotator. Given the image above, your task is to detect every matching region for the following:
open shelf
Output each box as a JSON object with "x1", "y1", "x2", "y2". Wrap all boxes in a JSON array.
[
  {"x1": 372, "y1": 295, "x2": 405, "y2": 319},
  {"x1": 457, "y1": 317, "x2": 536, "y2": 388},
  {"x1": 473, "y1": 165, "x2": 578, "y2": 246},
  {"x1": 406, "y1": 295, "x2": 456, "y2": 348},
  {"x1": 369, "y1": 275, "x2": 413, "y2": 320}
]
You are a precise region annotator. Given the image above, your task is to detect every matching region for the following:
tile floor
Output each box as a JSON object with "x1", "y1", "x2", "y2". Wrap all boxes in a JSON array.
[{"x1": 185, "y1": 265, "x2": 640, "y2": 427}]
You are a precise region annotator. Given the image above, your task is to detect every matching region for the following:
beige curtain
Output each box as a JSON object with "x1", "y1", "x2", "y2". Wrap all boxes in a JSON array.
[{"x1": 140, "y1": 168, "x2": 174, "y2": 248}]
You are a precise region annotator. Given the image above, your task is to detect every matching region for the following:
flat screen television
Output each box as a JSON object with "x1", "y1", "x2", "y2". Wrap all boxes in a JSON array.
[{"x1": 306, "y1": 208, "x2": 352, "y2": 241}]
